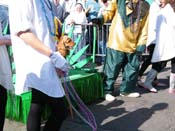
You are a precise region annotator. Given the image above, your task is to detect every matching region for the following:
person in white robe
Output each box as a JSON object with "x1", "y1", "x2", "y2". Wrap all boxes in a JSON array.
[
  {"x1": 151, "y1": 1, "x2": 175, "y2": 93},
  {"x1": 138, "y1": 0, "x2": 168, "y2": 93}
]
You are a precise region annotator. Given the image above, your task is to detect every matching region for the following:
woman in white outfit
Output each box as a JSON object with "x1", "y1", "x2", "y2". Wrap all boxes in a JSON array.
[
  {"x1": 137, "y1": 0, "x2": 167, "y2": 90},
  {"x1": 9, "y1": 0, "x2": 70, "y2": 130},
  {"x1": 151, "y1": 0, "x2": 175, "y2": 94}
]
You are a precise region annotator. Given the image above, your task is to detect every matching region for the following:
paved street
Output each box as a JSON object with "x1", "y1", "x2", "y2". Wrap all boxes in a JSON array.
[{"x1": 4, "y1": 62, "x2": 175, "y2": 131}]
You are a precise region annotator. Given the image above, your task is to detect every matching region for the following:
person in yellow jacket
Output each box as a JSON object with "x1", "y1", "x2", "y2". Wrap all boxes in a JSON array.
[{"x1": 93, "y1": 0, "x2": 149, "y2": 101}]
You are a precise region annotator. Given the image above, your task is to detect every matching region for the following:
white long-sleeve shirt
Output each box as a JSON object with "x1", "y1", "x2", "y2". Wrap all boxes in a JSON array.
[
  {"x1": 152, "y1": 4, "x2": 175, "y2": 62},
  {"x1": 9, "y1": 0, "x2": 65, "y2": 97},
  {"x1": 65, "y1": 11, "x2": 87, "y2": 34},
  {"x1": 146, "y1": 0, "x2": 161, "y2": 46}
]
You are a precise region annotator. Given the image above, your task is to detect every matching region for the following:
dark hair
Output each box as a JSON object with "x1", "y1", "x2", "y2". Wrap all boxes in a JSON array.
[{"x1": 102, "y1": 0, "x2": 108, "y2": 3}]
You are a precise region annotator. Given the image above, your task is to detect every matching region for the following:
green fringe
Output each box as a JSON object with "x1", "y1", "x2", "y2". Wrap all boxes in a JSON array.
[{"x1": 5, "y1": 71, "x2": 104, "y2": 123}]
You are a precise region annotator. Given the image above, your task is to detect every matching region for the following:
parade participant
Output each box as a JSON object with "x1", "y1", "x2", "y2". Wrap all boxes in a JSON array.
[
  {"x1": 137, "y1": 0, "x2": 168, "y2": 93},
  {"x1": 0, "y1": 25, "x2": 13, "y2": 131},
  {"x1": 0, "y1": 3, "x2": 13, "y2": 130},
  {"x1": 0, "y1": 1, "x2": 13, "y2": 130},
  {"x1": 9, "y1": 0, "x2": 70, "y2": 130},
  {"x1": 0, "y1": 25, "x2": 12, "y2": 131},
  {"x1": 93, "y1": 0, "x2": 149, "y2": 101},
  {"x1": 150, "y1": 0, "x2": 175, "y2": 94}
]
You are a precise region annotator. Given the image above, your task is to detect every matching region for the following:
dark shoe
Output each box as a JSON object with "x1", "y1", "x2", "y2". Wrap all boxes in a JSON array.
[{"x1": 152, "y1": 80, "x2": 159, "y2": 87}]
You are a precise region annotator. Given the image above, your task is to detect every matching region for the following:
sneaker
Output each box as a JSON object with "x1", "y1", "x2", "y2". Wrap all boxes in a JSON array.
[
  {"x1": 105, "y1": 94, "x2": 115, "y2": 101},
  {"x1": 149, "y1": 87, "x2": 158, "y2": 93},
  {"x1": 120, "y1": 92, "x2": 140, "y2": 98},
  {"x1": 169, "y1": 88, "x2": 175, "y2": 94},
  {"x1": 142, "y1": 84, "x2": 158, "y2": 93}
]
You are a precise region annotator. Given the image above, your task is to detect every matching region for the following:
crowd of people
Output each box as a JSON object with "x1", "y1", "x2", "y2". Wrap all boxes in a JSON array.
[{"x1": 1, "y1": 0, "x2": 175, "y2": 130}]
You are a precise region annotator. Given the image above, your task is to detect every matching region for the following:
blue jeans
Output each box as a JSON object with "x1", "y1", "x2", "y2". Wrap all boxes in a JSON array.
[{"x1": 99, "y1": 41, "x2": 106, "y2": 63}]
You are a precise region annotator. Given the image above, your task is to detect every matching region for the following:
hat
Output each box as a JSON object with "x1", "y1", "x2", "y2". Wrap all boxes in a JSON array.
[{"x1": 75, "y1": 1, "x2": 85, "y2": 10}]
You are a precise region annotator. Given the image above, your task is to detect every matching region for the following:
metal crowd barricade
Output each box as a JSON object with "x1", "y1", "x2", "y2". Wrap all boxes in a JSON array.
[
  {"x1": 95, "y1": 23, "x2": 111, "y2": 63},
  {"x1": 80, "y1": 23, "x2": 149, "y2": 64},
  {"x1": 81, "y1": 23, "x2": 111, "y2": 63},
  {"x1": 66, "y1": 23, "x2": 111, "y2": 67},
  {"x1": 66, "y1": 22, "x2": 149, "y2": 68}
]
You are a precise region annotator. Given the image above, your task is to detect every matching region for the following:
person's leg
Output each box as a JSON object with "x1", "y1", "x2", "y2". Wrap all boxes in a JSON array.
[
  {"x1": 99, "y1": 40, "x2": 106, "y2": 64},
  {"x1": 143, "y1": 61, "x2": 167, "y2": 92},
  {"x1": 27, "y1": 103, "x2": 43, "y2": 131},
  {"x1": 152, "y1": 61, "x2": 167, "y2": 86},
  {"x1": 138, "y1": 57, "x2": 151, "y2": 78},
  {"x1": 138, "y1": 44, "x2": 155, "y2": 78},
  {"x1": 169, "y1": 57, "x2": 175, "y2": 93},
  {"x1": 27, "y1": 89, "x2": 44, "y2": 131},
  {"x1": 43, "y1": 97, "x2": 67, "y2": 131},
  {"x1": 103, "y1": 48, "x2": 124, "y2": 101},
  {"x1": 119, "y1": 53, "x2": 140, "y2": 97},
  {"x1": 143, "y1": 68, "x2": 158, "y2": 92},
  {"x1": 138, "y1": 44, "x2": 156, "y2": 87},
  {"x1": 0, "y1": 85, "x2": 7, "y2": 131}
]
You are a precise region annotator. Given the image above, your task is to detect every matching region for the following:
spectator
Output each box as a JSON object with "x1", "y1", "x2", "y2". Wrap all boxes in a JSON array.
[
  {"x1": 84, "y1": 0, "x2": 100, "y2": 22},
  {"x1": 65, "y1": 2, "x2": 87, "y2": 56},
  {"x1": 97, "y1": 0, "x2": 111, "y2": 64},
  {"x1": 84, "y1": 0, "x2": 100, "y2": 53},
  {"x1": 54, "y1": 0, "x2": 67, "y2": 23},
  {"x1": 63, "y1": 0, "x2": 77, "y2": 18}
]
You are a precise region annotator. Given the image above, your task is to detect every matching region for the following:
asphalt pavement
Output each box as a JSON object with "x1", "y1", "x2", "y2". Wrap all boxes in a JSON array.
[{"x1": 4, "y1": 62, "x2": 175, "y2": 131}]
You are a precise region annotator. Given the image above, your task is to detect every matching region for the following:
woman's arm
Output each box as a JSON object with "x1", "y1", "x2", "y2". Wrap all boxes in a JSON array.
[
  {"x1": 0, "y1": 38, "x2": 11, "y2": 46},
  {"x1": 17, "y1": 30, "x2": 52, "y2": 57}
]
